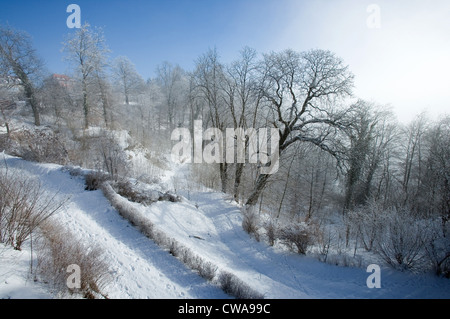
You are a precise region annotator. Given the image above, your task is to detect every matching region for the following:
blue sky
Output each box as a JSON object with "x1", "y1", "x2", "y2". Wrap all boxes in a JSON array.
[
  {"x1": 1, "y1": 0, "x2": 449, "y2": 123},
  {"x1": 0, "y1": 0, "x2": 294, "y2": 78}
]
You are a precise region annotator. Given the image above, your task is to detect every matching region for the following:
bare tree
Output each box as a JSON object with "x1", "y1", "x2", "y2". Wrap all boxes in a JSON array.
[
  {"x1": 192, "y1": 48, "x2": 230, "y2": 193},
  {"x1": 0, "y1": 84, "x2": 15, "y2": 136},
  {"x1": 155, "y1": 61, "x2": 188, "y2": 131},
  {"x1": 90, "y1": 51, "x2": 114, "y2": 129},
  {"x1": 0, "y1": 24, "x2": 45, "y2": 126},
  {"x1": 62, "y1": 23, "x2": 110, "y2": 129},
  {"x1": 245, "y1": 49, "x2": 354, "y2": 208},
  {"x1": 340, "y1": 101, "x2": 399, "y2": 215},
  {"x1": 112, "y1": 56, "x2": 145, "y2": 106},
  {"x1": 222, "y1": 47, "x2": 263, "y2": 201},
  {"x1": 39, "y1": 75, "x2": 74, "y2": 128},
  {"x1": 94, "y1": 71, "x2": 113, "y2": 128},
  {"x1": 399, "y1": 114, "x2": 428, "y2": 212},
  {"x1": 422, "y1": 116, "x2": 450, "y2": 234}
]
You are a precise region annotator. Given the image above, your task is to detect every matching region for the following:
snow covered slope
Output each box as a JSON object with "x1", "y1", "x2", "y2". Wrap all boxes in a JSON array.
[
  {"x1": 137, "y1": 191, "x2": 450, "y2": 299},
  {"x1": 1, "y1": 153, "x2": 449, "y2": 299},
  {"x1": 0, "y1": 154, "x2": 227, "y2": 299}
]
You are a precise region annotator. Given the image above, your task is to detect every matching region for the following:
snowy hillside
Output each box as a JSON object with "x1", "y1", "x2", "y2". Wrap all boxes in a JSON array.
[{"x1": 1, "y1": 153, "x2": 449, "y2": 299}]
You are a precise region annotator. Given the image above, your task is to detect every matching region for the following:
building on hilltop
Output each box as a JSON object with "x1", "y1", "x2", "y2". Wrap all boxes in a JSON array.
[{"x1": 52, "y1": 74, "x2": 71, "y2": 88}]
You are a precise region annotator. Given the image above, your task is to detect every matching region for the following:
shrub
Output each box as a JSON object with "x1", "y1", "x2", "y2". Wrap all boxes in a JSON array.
[
  {"x1": 169, "y1": 238, "x2": 182, "y2": 257},
  {"x1": 242, "y1": 206, "x2": 260, "y2": 240},
  {"x1": 97, "y1": 132, "x2": 128, "y2": 181},
  {"x1": 347, "y1": 200, "x2": 386, "y2": 252},
  {"x1": 278, "y1": 221, "x2": 317, "y2": 255},
  {"x1": 0, "y1": 167, "x2": 65, "y2": 250},
  {"x1": 196, "y1": 259, "x2": 218, "y2": 281},
  {"x1": 375, "y1": 209, "x2": 427, "y2": 272},
  {"x1": 347, "y1": 201, "x2": 449, "y2": 274},
  {"x1": 111, "y1": 179, "x2": 181, "y2": 206},
  {"x1": 179, "y1": 247, "x2": 218, "y2": 281},
  {"x1": 263, "y1": 220, "x2": 277, "y2": 246},
  {"x1": 36, "y1": 220, "x2": 110, "y2": 299},
  {"x1": 138, "y1": 219, "x2": 156, "y2": 239},
  {"x1": 84, "y1": 170, "x2": 110, "y2": 191},
  {"x1": 420, "y1": 219, "x2": 450, "y2": 277},
  {"x1": 114, "y1": 179, "x2": 151, "y2": 204},
  {"x1": 9, "y1": 128, "x2": 69, "y2": 165},
  {"x1": 158, "y1": 192, "x2": 181, "y2": 203},
  {"x1": 217, "y1": 271, "x2": 264, "y2": 299}
]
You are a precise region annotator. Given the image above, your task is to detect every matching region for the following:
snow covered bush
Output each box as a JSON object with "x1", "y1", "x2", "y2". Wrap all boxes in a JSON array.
[
  {"x1": 422, "y1": 219, "x2": 450, "y2": 277},
  {"x1": 70, "y1": 129, "x2": 129, "y2": 180},
  {"x1": 196, "y1": 259, "x2": 218, "y2": 281},
  {"x1": 217, "y1": 271, "x2": 264, "y2": 299},
  {"x1": 374, "y1": 208, "x2": 427, "y2": 272},
  {"x1": 7, "y1": 127, "x2": 69, "y2": 164},
  {"x1": 158, "y1": 191, "x2": 181, "y2": 203},
  {"x1": 36, "y1": 220, "x2": 110, "y2": 298},
  {"x1": 169, "y1": 238, "x2": 182, "y2": 257},
  {"x1": 347, "y1": 199, "x2": 386, "y2": 252},
  {"x1": 346, "y1": 200, "x2": 450, "y2": 274},
  {"x1": 84, "y1": 170, "x2": 110, "y2": 191},
  {"x1": 114, "y1": 179, "x2": 156, "y2": 205},
  {"x1": 278, "y1": 220, "x2": 319, "y2": 255},
  {"x1": 177, "y1": 246, "x2": 218, "y2": 281},
  {"x1": 110, "y1": 178, "x2": 181, "y2": 206},
  {"x1": 96, "y1": 131, "x2": 128, "y2": 180},
  {"x1": 262, "y1": 219, "x2": 277, "y2": 246},
  {"x1": 0, "y1": 167, "x2": 65, "y2": 250},
  {"x1": 242, "y1": 206, "x2": 260, "y2": 241}
]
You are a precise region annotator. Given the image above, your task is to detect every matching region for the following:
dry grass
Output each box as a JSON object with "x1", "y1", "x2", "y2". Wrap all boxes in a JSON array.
[{"x1": 35, "y1": 220, "x2": 111, "y2": 299}]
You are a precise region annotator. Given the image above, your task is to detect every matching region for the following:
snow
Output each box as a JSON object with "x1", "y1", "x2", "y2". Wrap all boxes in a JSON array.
[
  {"x1": 0, "y1": 244, "x2": 52, "y2": 299},
  {"x1": 1, "y1": 153, "x2": 449, "y2": 299},
  {"x1": 0, "y1": 154, "x2": 226, "y2": 299}
]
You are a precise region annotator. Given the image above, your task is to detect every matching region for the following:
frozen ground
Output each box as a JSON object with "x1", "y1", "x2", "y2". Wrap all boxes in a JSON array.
[{"x1": 1, "y1": 153, "x2": 449, "y2": 299}]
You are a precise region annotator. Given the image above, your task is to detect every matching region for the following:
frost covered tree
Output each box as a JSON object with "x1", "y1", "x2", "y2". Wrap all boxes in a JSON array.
[
  {"x1": 62, "y1": 23, "x2": 110, "y2": 129},
  {"x1": 341, "y1": 101, "x2": 398, "y2": 212},
  {"x1": 112, "y1": 56, "x2": 145, "y2": 106},
  {"x1": 192, "y1": 48, "x2": 230, "y2": 192},
  {"x1": 155, "y1": 61, "x2": 188, "y2": 131},
  {"x1": 0, "y1": 24, "x2": 45, "y2": 126},
  {"x1": 396, "y1": 114, "x2": 429, "y2": 214},
  {"x1": 419, "y1": 116, "x2": 450, "y2": 230},
  {"x1": 222, "y1": 46, "x2": 263, "y2": 201},
  {"x1": 39, "y1": 75, "x2": 74, "y2": 128},
  {"x1": 245, "y1": 49, "x2": 354, "y2": 208}
]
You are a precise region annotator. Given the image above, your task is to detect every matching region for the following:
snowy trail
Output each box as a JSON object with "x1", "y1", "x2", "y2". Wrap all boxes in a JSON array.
[
  {"x1": 142, "y1": 190, "x2": 450, "y2": 299},
  {"x1": 197, "y1": 193, "x2": 314, "y2": 298},
  {"x1": 3, "y1": 154, "x2": 450, "y2": 299},
  {"x1": 2, "y1": 155, "x2": 227, "y2": 299}
]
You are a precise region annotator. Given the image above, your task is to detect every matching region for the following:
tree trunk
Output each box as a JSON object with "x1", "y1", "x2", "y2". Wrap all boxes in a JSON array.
[
  {"x1": 277, "y1": 149, "x2": 297, "y2": 219},
  {"x1": 98, "y1": 80, "x2": 110, "y2": 128},
  {"x1": 233, "y1": 163, "x2": 244, "y2": 202},
  {"x1": 246, "y1": 173, "x2": 271, "y2": 207},
  {"x1": 82, "y1": 79, "x2": 89, "y2": 129},
  {"x1": 14, "y1": 66, "x2": 40, "y2": 126},
  {"x1": 29, "y1": 95, "x2": 40, "y2": 127},
  {"x1": 219, "y1": 162, "x2": 228, "y2": 193}
]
